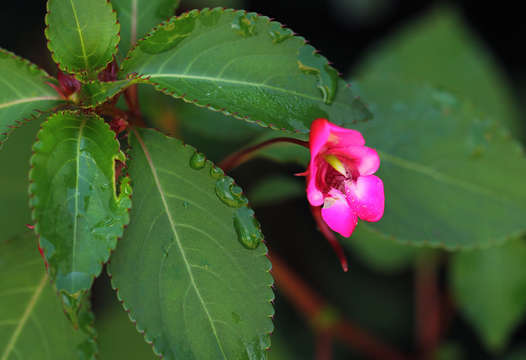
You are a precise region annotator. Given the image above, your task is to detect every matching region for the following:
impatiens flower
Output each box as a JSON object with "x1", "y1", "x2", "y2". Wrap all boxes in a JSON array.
[{"x1": 303, "y1": 118, "x2": 385, "y2": 238}]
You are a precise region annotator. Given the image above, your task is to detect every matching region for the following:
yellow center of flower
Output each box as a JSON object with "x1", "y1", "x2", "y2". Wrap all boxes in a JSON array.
[{"x1": 323, "y1": 154, "x2": 347, "y2": 176}]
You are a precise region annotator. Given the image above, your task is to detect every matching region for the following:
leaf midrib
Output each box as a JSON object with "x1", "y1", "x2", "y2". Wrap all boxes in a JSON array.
[
  {"x1": 379, "y1": 150, "x2": 517, "y2": 203},
  {"x1": 0, "y1": 275, "x2": 48, "y2": 360},
  {"x1": 0, "y1": 96, "x2": 60, "y2": 110},
  {"x1": 69, "y1": 0, "x2": 89, "y2": 70},
  {"x1": 133, "y1": 129, "x2": 228, "y2": 359},
  {"x1": 71, "y1": 118, "x2": 87, "y2": 289}
]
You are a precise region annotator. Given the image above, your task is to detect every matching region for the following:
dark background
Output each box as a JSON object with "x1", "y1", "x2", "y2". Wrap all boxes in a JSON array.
[{"x1": 2, "y1": 1, "x2": 525, "y2": 359}]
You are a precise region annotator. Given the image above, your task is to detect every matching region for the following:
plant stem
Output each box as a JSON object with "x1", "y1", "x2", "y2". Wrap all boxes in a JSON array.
[
  {"x1": 270, "y1": 253, "x2": 411, "y2": 360},
  {"x1": 219, "y1": 137, "x2": 308, "y2": 172},
  {"x1": 310, "y1": 205, "x2": 348, "y2": 272},
  {"x1": 415, "y1": 254, "x2": 440, "y2": 359}
]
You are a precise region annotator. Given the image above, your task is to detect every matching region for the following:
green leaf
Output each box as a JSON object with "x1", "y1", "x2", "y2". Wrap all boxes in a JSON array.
[
  {"x1": 121, "y1": 8, "x2": 371, "y2": 133},
  {"x1": 112, "y1": 0, "x2": 181, "y2": 58},
  {"x1": 77, "y1": 79, "x2": 136, "y2": 108},
  {"x1": 29, "y1": 111, "x2": 131, "y2": 297},
  {"x1": 352, "y1": 77, "x2": 526, "y2": 248},
  {"x1": 0, "y1": 234, "x2": 97, "y2": 360},
  {"x1": 45, "y1": 0, "x2": 120, "y2": 76},
  {"x1": 0, "y1": 120, "x2": 41, "y2": 243},
  {"x1": 354, "y1": 6, "x2": 521, "y2": 135},
  {"x1": 450, "y1": 238, "x2": 526, "y2": 351},
  {"x1": 108, "y1": 128, "x2": 274, "y2": 360},
  {"x1": 0, "y1": 49, "x2": 62, "y2": 148},
  {"x1": 342, "y1": 224, "x2": 421, "y2": 273}
]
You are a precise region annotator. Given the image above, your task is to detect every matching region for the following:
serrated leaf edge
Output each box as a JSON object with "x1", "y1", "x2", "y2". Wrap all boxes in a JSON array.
[
  {"x1": 120, "y1": 7, "x2": 368, "y2": 134},
  {"x1": 28, "y1": 110, "x2": 132, "y2": 297},
  {"x1": 44, "y1": 0, "x2": 121, "y2": 77},
  {"x1": 107, "y1": 127, "x2": 274, "y2": 359}
]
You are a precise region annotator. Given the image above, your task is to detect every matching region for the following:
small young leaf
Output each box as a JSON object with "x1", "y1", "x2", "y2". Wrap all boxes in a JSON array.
[
  {"x1": 45, "y1": 0, "x2": 120, "y2": 76},
  {"x1": 29, "y1": 111, "x2": 131, "y2": 298},
  {"x1": 450, "y1": 238, "x2": 526, "y2": 351},
  {"x1": 112, "y1": 0, "x2": 181, "y2": 58},
  {"x1": 0, "y1": 49, "x2": 62, "y2": 148},
  {"x1": 108, "y1": 128, "x2": 274, "y2": 360},
  {"x1": 77, "y1": 79, "x2": 136, "y2": 108},
  {"x1": 121, "y1": 8, "x2": 371, "y2": 133},
  {"x1": 0, "y1": 234, "x2": 97, "y2": 360}
]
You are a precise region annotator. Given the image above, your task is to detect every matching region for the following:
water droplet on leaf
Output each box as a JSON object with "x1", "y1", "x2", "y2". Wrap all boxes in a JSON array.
[
  {"x1": 215, "y1": 177, "x2": 248, "y2": 208},
  {"x1": 231, "y1": 12, "x2": 257, "y2": 37},
  {"x1": 268, "y1": 22, "x2": 293, "y2": 43},
  {"x1": 210, "y1": 166, "x2": 224, "y2": 179},
  {"x1": 141, "y1": 13, "x2": 196, "y2": 54},
  {"x1": 189, "y1": 151, "x2": 206, "y2": 170},
  {"x1": 233, "y1": 207, "x2": 262, "y2": 249},
  {"x1": 297, "y1": 45, "x2": 338, "y2": 104}
]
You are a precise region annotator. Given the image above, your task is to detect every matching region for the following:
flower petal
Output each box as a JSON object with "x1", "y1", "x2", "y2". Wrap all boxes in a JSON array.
[
  {"x1": 326, "y1": 122, "x2": 365, "y2": 147},
  {"x1": 330, "y1": 146, "x2": 380, "y2": 176},
  {"x1": 346, "y1": 175, "x2": 384, "y2": 222},
  {"x1": 306, "y1": 173, "x2": 324, "y2": 206},
  {"x1": 309, "y1": 118, "x2": 331, "y2": 157},
  {"x1": 321, "y1": 190, "x2": 358, "y2": 237}
]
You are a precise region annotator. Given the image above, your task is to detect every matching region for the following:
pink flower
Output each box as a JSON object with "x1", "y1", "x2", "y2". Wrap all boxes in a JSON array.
[{"x1": 304, "y1": 118, "x2": 384, "y2": 238}]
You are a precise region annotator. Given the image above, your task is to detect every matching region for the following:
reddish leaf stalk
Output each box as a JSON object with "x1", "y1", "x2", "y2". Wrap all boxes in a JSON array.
[
  {"x1": 415, "y1": 254, "x2": 441, "y2": 359},
  {"x1": 310, "y1": 205, "x2": 348, "y2": 272},
  {"x1": 219, "y1": 137, "x2": 308, "y2": 172},
  {"x1": 270, "y1": 254, "x2": 410, "y2": 360}
]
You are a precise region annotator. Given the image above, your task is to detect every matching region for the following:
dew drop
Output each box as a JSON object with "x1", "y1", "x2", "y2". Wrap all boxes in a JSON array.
[
  {"x1": 189, "y1": 151, "x2": 206, "y2": 170},
  {"x1": 210, "y1": 166, "x2": 225, "y2": 179},
  {"x1": 233, "y1": 207, "x2": 262, "y2": 249},
  {"x1": 231, "y1": 12, "x2": 257, "y2": 37},
  {"x1": 297, "y1": 45, "x2": 338, "y2": 105},
  {"x1": 215, "y1": 177, "x2": 248, "y2": 208},
  {"x1": 268, "y1": 22, "x2": 293, "y2": 44},
  {"x1": 182, "y1": 201, "x2": 189, "y2": 208}
]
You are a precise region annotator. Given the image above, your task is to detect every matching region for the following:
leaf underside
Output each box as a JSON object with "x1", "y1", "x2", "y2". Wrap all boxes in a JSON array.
[
  {"x1": 0, "y1": 49, "x2": 62, "y2": 148},
  {"x1": 29, "y1": 111, "x2": 131, "y2": 296},
  {"x1": 0, "y1": 234, "x2": 97, "y2": 360},
  {"x1": 121, "y1": 8, "x2": 371, "y2": 133},
  {"x1": 109, "y1": 128, "x2": 274, "y2": 360},
  {"x1": 45, "y1": 0, "x2": 120, "y2": 76}
]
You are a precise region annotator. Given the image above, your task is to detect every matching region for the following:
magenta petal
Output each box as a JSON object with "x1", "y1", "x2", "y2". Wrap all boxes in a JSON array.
[
  {"x1": 321, "y1": 191, "x2": 358, "y2": 237},
  {"x1": 309, "y1": 118, "x2": 331, "y2": 158},
  {"x1": 306, "y1": 175, "x2": 324, "y2": 206},
  {"x1": 336, "y1": 146, "x2": 380, "y2": 176},
  {"x1": 326, "y1": 122, "x2": 365, "y2": 147},
  {"x1": 347, "y1": 175, "x2": 384, "y2": 222}
]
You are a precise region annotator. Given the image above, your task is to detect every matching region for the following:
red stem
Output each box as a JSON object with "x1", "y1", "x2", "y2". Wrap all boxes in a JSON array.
[
  {"x1": 316, "y1": 331, "x2": 333, "y2": 360},
  {"x1": 415, "y1": 254, "x2": 441, "y2": 359},
  {"x1": 270, "y1": 254, "x2": 411, "y2": 360},
  {"x1": 310, "y1": 205, "x2": 348, "y2": 272},
  {"x1": 219, "y1": 137, "x2": 308, "y2": 172}
]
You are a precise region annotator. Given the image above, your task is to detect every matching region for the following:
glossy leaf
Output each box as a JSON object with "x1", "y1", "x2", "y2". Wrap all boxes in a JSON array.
[
  {"x1": 29, "y1": 111, "x2": 131, "y2": 297},
  {"x1": 352, "y1": 77, "x2": 526, "y2": 248},
  {"x1": 354, "y1": 6, "x2": 521, "y2": 135},
  {"x1": 77, "y1": 79, "x2": 135, "y2": 108},
  {"x1": 0, "y1": 120, "x2": 41, "y2": 243},
  {"x1": 45, "y1": 0, "x2": 120, "y2": 76},
  {"x1": 0, "y1": 234, "x2": 97, "y2": 360},
  {"x1": 450, "y1": 238, "x2": 526, "y2": 351},
  {"x1": 0, "y1": 49, "x2": 62, "y2": 148},
  {"x1": 108, "y1": 128, "x2": 274, "y2": 360},
  {"x1": 112, "y1": 0, "x2": 181, "y2": 58},
  {"x1": 121, "y1": 8, "x2": 371, "y2": 133}
]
